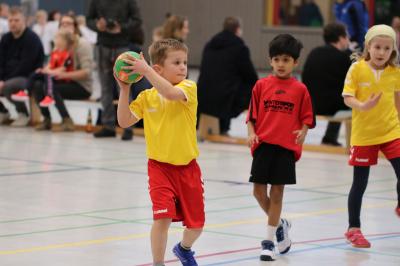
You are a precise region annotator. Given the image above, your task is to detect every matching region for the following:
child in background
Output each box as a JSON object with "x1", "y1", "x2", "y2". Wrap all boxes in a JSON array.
[
  {"x1": 247, "y1": 34, "x2": 315, "y2": 261},
  {"x1": 342, "y1": 24, "x2": 400, "y2": 248},
  {"x1": 116, "y1": 39, "x2": 204, "y2": 266},
  {"x1": 12, "y1": 29, "x2": 74, "y2": 107}
]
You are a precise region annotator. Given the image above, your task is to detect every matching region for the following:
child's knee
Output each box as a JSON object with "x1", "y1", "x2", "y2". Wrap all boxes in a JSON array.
[{"x1": 253, "y1": 184, "x2": 267, "y2": 200}]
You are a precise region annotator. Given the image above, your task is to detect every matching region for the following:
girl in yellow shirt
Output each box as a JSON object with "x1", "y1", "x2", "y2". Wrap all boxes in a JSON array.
[{"x1": 342, "y1": 24, "x2": 400, "y2": 249}]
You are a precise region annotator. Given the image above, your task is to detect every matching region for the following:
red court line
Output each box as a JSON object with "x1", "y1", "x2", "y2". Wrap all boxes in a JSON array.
[{"x1": 135, "y1": 231, "x2": 400, "y2": 266}]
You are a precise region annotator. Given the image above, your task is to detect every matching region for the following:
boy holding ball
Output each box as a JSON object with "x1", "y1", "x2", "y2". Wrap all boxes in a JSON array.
[{"x1": 116, "y1": 39, "x2": 204, "y2": 266}]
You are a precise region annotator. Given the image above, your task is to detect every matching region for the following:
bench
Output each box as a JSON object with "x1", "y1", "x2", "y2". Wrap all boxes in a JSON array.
[{"x1": 198, "y1": 110, "x2": 353, "y2": 154}]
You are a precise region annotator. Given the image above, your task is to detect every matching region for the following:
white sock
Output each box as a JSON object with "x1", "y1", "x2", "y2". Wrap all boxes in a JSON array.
[{"x1": 267, "y1": 225, "x2": 278, "y2": 241}]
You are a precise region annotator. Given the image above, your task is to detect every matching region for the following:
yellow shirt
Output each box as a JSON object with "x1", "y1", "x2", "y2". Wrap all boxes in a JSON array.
[
  {"x1": 129, "y1": 79, "x2": 199, "y2": 165},
  {"x1": 342, "y1": 60, "x2": 400, "y2": 146}
]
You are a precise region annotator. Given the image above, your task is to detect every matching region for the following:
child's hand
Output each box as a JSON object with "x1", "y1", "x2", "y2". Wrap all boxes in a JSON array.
[
  {"x1": 247, "y1": 133, "x2": 259, "y2": 148},
  {"x1": 113, "y1": 72, "x2": 131, "y2": 91},
  {"x1": 293, "y1": 128, "x2": 307, "y2": 145},
  {"x1": 359, "y1": 92, "x2": 382, "y2": 111},
  {"x1": 35, "y1": 68, "x2": 43, "y2": 73},
  {"x1": 122, "y1": 52, "x2": 151, "y2": 76}
]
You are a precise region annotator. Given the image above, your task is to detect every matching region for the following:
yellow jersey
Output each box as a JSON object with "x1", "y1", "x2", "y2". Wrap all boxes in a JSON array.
[
  {"x1": 342, "y1": 59, "x2": 400, "y2": 146},
  {"x1": 129, "y1": 79, "x2": 199, "y2": 165}
]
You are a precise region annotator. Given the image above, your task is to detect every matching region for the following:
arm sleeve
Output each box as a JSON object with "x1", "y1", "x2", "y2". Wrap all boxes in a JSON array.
[
  {"x1": 342, "y1": 63, "x2": 357, "y2": 97},
  {"x1": 0, "y1": 38, "x2": 5, "y2": 79},
  {"x1": 8, "y1": 34, "x2": 44, "y2": 77},
  {"x1": 300, "y1": 87, "x2": 316, "y2": 129},
  {"x1": 75, "y1": 39, "x2": 94, "y2": 73},
  {"x1": 120, "y1": 0, "x2": 143, "y2": 36},
  {"x1": 175, "y1": 79, "x2": 197, "y2": 106},
  {"x1": 237, "y1": 46, "x2": 258, "y2": 85},
  {"x1": 246, "y1": 81, "x2": 260, "y2": 123},
  {"x1": 128, "y1": 90, "x2": 145, "y2": 120},
  {"x1": 86, "y1": 1, "x2": 98, "y2": 32}
]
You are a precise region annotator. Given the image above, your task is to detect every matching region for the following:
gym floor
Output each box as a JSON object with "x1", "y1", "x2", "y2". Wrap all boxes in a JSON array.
[{"x1": 0, "y1": 125, "x2": 399, "y2": 266}]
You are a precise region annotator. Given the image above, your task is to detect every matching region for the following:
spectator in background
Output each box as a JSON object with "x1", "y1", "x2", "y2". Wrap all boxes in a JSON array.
[
  {"x1": 162, "y1": 15, "x2": 189, "y2": 42},
  {"x1": 152, "y1": 25, "x2": 163, "y2": 42},
  {"x1": 298, "y1": 0, "x2": 324, "y2": 27},
  {"x1": 32, "y1": 10, "x2": 51, "y2": 56},
  {"x1": 87, "y1": 0, "x2": 143, "y2": 140},
  {"x1": 302, "y1": 22, "x2": 351, "y2": 146},
  {"x1": 391, "y1": 16, "x2": 400, "y2": 52},
  {"x1": 335, "y1": 0, "x2": 369, "y2": 49},
  {"x1": 197, "y1": 17, "x2": 258, "y2": 135},
  {"x1": 30, "y1": 14, "x2": 94, "y2": 131},
  {"x1": 76, "y1": 15, "x2": 97, "y2": 45},
  {"x1": 46, "y1": 10, "x2": 61, "y2": 49},
  {"x1": 0, "y1": 3, "x2": 9, "y2": 39},
  {"x1": 0, "y1": 6, "x2": 44, "y2": 126}
]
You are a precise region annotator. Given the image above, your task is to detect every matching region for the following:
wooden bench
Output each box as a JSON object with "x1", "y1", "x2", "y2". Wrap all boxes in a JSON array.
[{"x1": 198, "y1": 110, "x2": 353, "y2": 154}]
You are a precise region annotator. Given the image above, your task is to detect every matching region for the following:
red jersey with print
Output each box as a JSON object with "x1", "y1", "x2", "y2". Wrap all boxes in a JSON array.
[
  {"x1": 246, "y1": 75, "x2": 315, "y2": 161},
  {"x1": 49, "y1": 49, "x2": 74, "y2": 72}
]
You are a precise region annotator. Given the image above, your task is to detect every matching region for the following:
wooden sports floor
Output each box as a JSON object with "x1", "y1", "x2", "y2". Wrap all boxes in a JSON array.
[{"x1": 0, "y1": 125, "x2": 399, "y2": 266}]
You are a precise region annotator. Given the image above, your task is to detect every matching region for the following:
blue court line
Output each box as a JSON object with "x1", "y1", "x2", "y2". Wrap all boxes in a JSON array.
[
  {"x1": 201, "y1": 234, "x2": 400, "y2": 265},
  {"x1": 0, "y1": 167, "x2": 90, "y2": 177}
]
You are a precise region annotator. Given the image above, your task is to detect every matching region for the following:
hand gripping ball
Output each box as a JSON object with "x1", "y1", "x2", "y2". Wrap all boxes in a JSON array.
[{"x1": 114, "y1": 51, "x2": 143, "y2": 83}]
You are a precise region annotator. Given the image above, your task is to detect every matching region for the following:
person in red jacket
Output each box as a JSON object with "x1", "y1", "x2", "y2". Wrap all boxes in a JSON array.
[{"x1": 247, "y1": 34, "x2": 315, "y2": 261}]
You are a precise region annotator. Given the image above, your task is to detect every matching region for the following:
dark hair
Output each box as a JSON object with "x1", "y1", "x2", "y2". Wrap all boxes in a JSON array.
[
  {"x1": 269, "y1": 34, "x2": 303, "y2": 60},
  {"x1": 223, "y1": 16, "x2": 241, "y2": 33},
  {"x1": 323, "y1": 22, "x2": 347, "y2": 44}
]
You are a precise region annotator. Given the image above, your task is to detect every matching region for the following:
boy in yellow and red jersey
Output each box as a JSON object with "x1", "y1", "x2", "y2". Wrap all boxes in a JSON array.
[{"x1": 116, "y1": 38, "x2": 203, "y2": 266}]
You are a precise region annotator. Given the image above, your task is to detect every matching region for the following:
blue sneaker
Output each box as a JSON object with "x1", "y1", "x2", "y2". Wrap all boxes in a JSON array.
[
  {"x1": 173, "y1": 243, "x2": 198, "y2": 266},
  {"x1": 276, "y1": 218, "x2": 291, "y2": 254},
  {"x1": 260, "y1": 240, "x2": 275, "y2": 261}
]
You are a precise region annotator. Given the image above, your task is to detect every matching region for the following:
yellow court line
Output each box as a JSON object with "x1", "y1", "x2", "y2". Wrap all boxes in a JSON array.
[{"x1": 0, "y1": 201, "x2": 395, "y2": 255}]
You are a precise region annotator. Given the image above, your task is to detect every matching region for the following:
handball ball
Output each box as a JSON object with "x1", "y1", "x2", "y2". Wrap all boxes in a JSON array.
[{"x1": 114, "y1": 51, "x2": 143, "y2": 84}]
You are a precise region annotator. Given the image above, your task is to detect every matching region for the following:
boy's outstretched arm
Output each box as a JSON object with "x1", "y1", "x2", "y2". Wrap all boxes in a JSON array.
[
  {"x1": 124, "y1": 53, "x2": 186, "y2": 101},
  {"x1": 116, "y1": 77, "x2": 138, "y2": 128}
]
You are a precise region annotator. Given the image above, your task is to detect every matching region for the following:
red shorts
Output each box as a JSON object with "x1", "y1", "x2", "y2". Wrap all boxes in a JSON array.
[
  {"x1": 148, "y1": 159, "x2": 204, "y2": 228},
  {"x1": 349, "y1": 138, "x2": 400, "y2": 166}
]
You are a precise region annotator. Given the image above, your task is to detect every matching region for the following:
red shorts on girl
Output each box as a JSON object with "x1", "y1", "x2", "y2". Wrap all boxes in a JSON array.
[
  {"x1": 148, "y1": 159, "x2": 205, "y2": 228},
  {"x1": 349, "y1": 138, "x2": 400, "y2": 166}
]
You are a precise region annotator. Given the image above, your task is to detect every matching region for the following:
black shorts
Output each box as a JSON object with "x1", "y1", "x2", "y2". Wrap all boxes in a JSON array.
[{"x1": 249, "y1": 142, "x2": 296, "y2": 185}]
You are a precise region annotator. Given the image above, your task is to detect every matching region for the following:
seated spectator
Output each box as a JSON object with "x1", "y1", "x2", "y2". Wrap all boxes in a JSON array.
[
  {"x1": 197, "y1": 17, "x2": 258, "y2": 135},
  {"x1": 0, "y1": 6, "x2": 44, "y2": 126},
  {"x1": 0, "y1": 3, "x2": 9, "y2": 39},
  {"x1": 76, "y1": 15, "x2": 97, "y2": 45},
  {"x1": 302, "y1": 22, "x2": 351, "y2": 146},
  {"x1": 32, "y1": 10, "x2": 52, "y2": 56},
  {"x1": 30, "y1": 14, "x2": 94, "y2": 131},
  {"x1": 162, "y1": 14, "x2": 189, "y2": 42},
  {"x1": 13, "y1": 29, "x2": 75, "y2": 107},
  {"x1": 298, "y1": 0, "x2": 324, "y2": 27}
]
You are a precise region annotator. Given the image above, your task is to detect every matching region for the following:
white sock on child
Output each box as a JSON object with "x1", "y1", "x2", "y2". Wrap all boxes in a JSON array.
[{"x1": 267, "y1": 225, "x2": 278, "y2": 241}]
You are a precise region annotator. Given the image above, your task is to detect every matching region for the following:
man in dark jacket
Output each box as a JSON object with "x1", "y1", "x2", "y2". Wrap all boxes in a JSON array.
[
  {"x1": 0, "y1": 6, "x2": 44, "y2": 126},
  {"x1": 302, "y1": 22, "x2": 351, "y2": 146},
  {"x1": 87, "y1": 0, "x2": 145, "y2": 140},
  {"x1": 198, "y1": 17, "x2": 258, "y2": 135}
]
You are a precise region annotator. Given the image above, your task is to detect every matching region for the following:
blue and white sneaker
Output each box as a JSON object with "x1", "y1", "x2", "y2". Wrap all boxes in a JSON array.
[
  {"x1": 276, "y1": 218, "x2": 292, "y2": 254},
  {"x1": 172, "y1": 243, "x2": 198, "y2": 266},
  {"x1": 260, "y1": 240, "x2": 275, "y2": 261}
]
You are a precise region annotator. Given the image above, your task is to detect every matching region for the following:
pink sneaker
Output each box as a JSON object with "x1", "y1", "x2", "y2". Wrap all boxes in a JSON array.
[
  {"x1": 395, "y1": 206, "x2": 400, "y2": 217},
  {"x1": 345, "y1": 229, "x2": 371, "y2": 248},
  {"x1": 39, "y1": 96, "x2": 55, "y2": 107},
  {"x1": 11, "y1": 90, "x2": 29, "y2": 101}
]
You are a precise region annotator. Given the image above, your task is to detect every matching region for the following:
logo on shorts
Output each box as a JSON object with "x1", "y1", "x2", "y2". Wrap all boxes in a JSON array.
[
  {"x1": 154, "y1": 208, "x2": 168, "y2": 215},
  {"x1": 355, "y1": 157, "x2": 369, "y2": 163}
]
